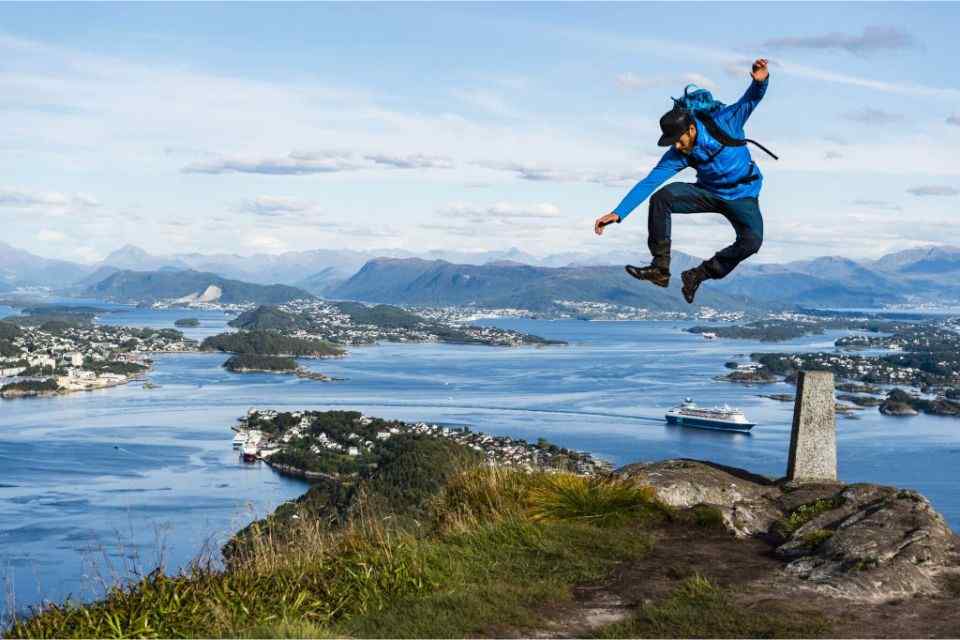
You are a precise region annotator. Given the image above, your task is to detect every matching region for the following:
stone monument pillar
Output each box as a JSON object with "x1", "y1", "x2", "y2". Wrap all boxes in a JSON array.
[{"x1": 787, "y1": 370, "x2": 837, "y2": 482}]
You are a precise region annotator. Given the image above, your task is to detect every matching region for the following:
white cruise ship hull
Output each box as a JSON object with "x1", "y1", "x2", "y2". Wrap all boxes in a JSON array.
[{"x1": 665, "y1": 412, "x2": 755, "y2": 432}]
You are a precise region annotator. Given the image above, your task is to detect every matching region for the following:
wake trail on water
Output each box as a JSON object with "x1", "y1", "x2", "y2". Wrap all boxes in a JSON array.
[{"x1": 271, "y1": 400, "x2": 668, "y2": 424}]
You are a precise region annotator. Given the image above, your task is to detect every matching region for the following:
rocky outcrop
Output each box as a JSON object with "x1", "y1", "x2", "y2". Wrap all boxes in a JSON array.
[
  {"x1": 616, "y1": 459, "x2": 783, "y2": 538},
  {"x1": 617, "y1": 459, "x2": 960, "y2": 601},
  {"x1": 879, "y1": 400, "x2": 919, "y2": 416},
  {"x1": 773, "y1": 484, "x2": 956, "y2": 599}
]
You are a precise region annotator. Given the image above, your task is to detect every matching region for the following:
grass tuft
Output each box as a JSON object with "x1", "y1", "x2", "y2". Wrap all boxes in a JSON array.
[
  {"x1": 773, "y1": 496, "x2": 846, "y2": 540},
  {"x1": 525, "y1": 472, "x2": 668, "y2": 528},
  {"x1": 595, "y1": 574, "x2": 831, "y2": 638},
  {"x1": 671, "y1": 503, "x2": 727, "y2": 530},
  {"x1": 800, "y1": 528, "x2": 834, "y2": 550}
]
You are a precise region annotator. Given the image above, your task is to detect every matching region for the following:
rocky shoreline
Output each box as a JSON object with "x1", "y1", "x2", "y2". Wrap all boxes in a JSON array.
[{"x1": 1, "y1": 372, "x2": 140, "y2": 399}]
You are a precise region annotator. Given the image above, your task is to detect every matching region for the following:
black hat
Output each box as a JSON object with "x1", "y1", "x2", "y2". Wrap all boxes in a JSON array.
[{"x1": 657, "y1": 106, "x2": 692, "y2": 147}]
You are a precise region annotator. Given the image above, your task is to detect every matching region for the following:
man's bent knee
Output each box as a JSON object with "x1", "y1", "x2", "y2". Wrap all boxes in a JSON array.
[{"x1": 741, "y1": 234, "x2": 762, "y2": 256}]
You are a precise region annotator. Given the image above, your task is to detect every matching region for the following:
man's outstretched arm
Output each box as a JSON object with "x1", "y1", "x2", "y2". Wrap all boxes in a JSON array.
[
  {"x1": 726, "y1": 58, "x2": 769, "y2": 130},
  {"x1": 607, "y1": 149, "x2": 686, "y2": 223}
]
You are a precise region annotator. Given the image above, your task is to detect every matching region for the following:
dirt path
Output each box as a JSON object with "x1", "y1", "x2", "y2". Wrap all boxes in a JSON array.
[{"x1": 486, "y1": 523, "x2": 960, "y2": 638}]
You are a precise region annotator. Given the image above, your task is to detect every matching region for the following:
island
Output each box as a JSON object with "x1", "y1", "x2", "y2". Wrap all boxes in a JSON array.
[
  {"x1": 221, "y1": 354, "x2": 335, "y2": 381},
  {"x1": 223, "y1": 354, "x2": 298, "y2": 373},
  {"x1": 229, "y1": 301, "x2": 567, "y2": 347},
  {"x1": 0, "y1": 378, "x2": 60, "y2": 399},
  {"x1": 201, "y1": 330, "x2": 345, "y2": 357},
  {"x1": 688, "y1": 313, "x2": 906, "y2": 343},
  {"x1": 174, "y1": 318, "x2": 200, "y2": 327}
]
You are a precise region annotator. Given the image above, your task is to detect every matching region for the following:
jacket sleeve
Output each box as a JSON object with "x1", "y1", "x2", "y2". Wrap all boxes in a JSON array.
[
  {"x1": 724, "y1": 76, "x2": 768, "y2": 131},
  {"x1": 612, "y1": 149, "x2": 687, "y2": 221}
]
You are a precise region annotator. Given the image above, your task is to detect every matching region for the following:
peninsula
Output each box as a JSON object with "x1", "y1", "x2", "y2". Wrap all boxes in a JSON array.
[
  {"x1": 228, "y1": 300, "x2": 566, "y2": 347},
  {"x1": 0, "y1": 313, "x2": 195, "y2": 399}
]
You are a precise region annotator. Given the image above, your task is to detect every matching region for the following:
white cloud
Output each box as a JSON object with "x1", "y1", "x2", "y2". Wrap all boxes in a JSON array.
[
  {"x1": 852, "y1": 199, "x2": 902, "y2": 211},
  {"x1": 242, "y1": 233, "x2": 288, "y2": 253},
  {"x1": 0, "y1": 187, "x2": 70, "y2": 208},
  {"x1": 238, "y1": 196, "x2": 319, "y2": 217},
  {"x1": 0, "y1": 186, "x2": 99, "y2": 215},
  {"x1": 616, "y1": 72, "x2": 718, "y2": 91},
  {"x1": 907, "y1": 185, "x2": 959, "y2": 197},
  {"x1": 762, "y1": 26, "x2": 916, "y2": 55},
  {"x1": 184, "y1": 150, "x2": 456, "y2": 175},
  {"x1": 36, "y1": 229, "x2": 66, "y2": 243},
  {"x1": 441, "y1": 201, "x2": 562, "y2": 220},
  {"x1": 476, "y1": 161, "x2": 640, "y2": 187},
  {"x1": 841, "y1": 108, "x2": 905, "y2": 125},
  {"x1": 451, "y1": 88, "x2": 521, "y2": 118},
  {"x1": 561, "y1": 31, "x2": 960, "y2": 99},
  {"x1": 364, "y1": 153, "x2": 455, "y2": 169},
  {"x1": 183, "y1": 151, "x2": 361, "y2": 175}
]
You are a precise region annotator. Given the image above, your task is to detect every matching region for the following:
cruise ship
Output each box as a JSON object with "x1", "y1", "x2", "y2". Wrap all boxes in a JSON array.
[{"x1": 665, "y1": 398, "x2": 756, "y2": 432}]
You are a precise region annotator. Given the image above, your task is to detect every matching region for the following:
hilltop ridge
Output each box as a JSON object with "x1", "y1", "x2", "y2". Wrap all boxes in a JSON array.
[{"x1": 8, "y1": 419, "x2": 959, "y2": 639}]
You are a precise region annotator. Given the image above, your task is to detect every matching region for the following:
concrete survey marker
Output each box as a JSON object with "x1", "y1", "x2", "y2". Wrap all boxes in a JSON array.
[{"x1": 787, "y1": 370, "x2": 837, "y2": 482}]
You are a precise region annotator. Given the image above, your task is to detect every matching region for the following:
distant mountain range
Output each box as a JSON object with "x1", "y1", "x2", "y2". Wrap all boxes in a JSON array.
[
  {"x1": 326, "y1": 255, "x2": 893, "y2": 312},
  {"x1": 4, "y1": 240, "x2": 960, "y2": 311},
  {"x1": 85, "y1": 270, "x2": 313, "y2": 305}
]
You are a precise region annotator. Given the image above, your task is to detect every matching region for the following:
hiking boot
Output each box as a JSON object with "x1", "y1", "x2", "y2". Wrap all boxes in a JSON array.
[
  {"x1": 625, "y1": 264, "x2": 670, "y2": 287},
  {"x1": 681, "y1": 265, "x2": 710, "y2": 304},
  {"x1": 625, "y1": 239, "x2": 671, "y2": 287}
]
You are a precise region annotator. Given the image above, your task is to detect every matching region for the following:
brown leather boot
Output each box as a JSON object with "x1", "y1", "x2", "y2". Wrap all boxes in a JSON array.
[
  {"x1": 625, "y1": 240, "x2": 670, "y2": 288},
  {"x1": 625, "y1": 264, "x2": 669, "y2": 287},
  {"x1": 681, "y1": 264, "x2": 710, "y2": 304}
]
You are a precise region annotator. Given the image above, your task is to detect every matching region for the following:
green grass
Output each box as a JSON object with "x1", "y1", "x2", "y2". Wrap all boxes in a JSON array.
[
  {"x1": 5, "y1": 467, "x2": 663, "y2": 639},
  {"x1": 5, "y1": 523, "x2": 430, "y2": 639},
  {"x1": 334, "y1": 518, "x2": 653, "y2": 638},
  {"x1": 773, "y1": 496, "x2": 846, "y2": 540},
  {"x1": 800, "y1": 529, "x2": 834, "y2": 550},
  {"x1": 669, "y1": 503, "x2": 727, "y2": 530},
  {"x1": 594, "y1": 575, "x2": 831, "y2": 638}
]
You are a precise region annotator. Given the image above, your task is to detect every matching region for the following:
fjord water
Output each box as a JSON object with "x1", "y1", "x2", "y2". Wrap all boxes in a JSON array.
[{"x1": 1, "y1": 309, "x2": 958, "y2": 621}]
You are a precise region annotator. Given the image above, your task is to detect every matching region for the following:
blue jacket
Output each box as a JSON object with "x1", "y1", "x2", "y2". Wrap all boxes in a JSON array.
[{"x1": 613, "y1": 77, "x2": 768, "y2": 221}]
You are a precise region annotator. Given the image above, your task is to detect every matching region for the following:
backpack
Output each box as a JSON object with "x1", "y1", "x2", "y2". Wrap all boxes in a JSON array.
[{"x1": 673, "y1": 84, "x2": 779, "y2": 160}]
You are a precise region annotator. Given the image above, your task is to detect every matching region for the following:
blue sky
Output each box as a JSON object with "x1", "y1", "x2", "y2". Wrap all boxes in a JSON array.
[{"x1": 2, "y1": 2, "x2": 958, "y2": 263}]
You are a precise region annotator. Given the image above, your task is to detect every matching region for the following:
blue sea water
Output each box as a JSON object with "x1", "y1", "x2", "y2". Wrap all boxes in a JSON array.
[{"x1": 1, "y1": 307, "x2": 958, "y2": 623}]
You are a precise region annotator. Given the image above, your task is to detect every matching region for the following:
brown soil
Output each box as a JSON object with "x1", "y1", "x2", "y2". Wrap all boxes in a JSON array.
[{"x1": 485, "y1": 522, "x2": 960, "y2": 639}]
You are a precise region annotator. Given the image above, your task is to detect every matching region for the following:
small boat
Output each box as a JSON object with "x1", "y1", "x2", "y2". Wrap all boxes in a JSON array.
[
  {"x1": 702, "y1": 332, "x2": 718, "y2": 340},
  {"x1": 665, "y1": 397, "x2": 755, "y2": 432},
  {"x1": 241, "y1": 442, "x2": 259, "y2": 462}
]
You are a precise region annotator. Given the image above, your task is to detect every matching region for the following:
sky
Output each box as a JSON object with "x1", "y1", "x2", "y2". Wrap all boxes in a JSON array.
[{"x1": 2, "y1": 2, "x2": 959, "y2": 264}]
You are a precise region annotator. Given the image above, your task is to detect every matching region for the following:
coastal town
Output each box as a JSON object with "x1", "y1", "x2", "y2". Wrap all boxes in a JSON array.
[
  {"x1": 231, "y1": 408, "x2": 611, "y2": 477},
  {"x1": 230, "y1": 300, "x2": 565, "y2": 347},
  {"x1": 0, "y1": 318, "x2": 196, "y2": 398},
  {"x1": 412, "y1": 302, "x2": 746, "y2": 323},
  {"x1": 702, "y1": 313, "x2": 960, "y2": 418}
]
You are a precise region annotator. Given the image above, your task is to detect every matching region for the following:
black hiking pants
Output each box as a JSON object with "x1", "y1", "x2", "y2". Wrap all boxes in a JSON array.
[{"x1": 648, "y1": 182, "x2": 763, "y2": 279}]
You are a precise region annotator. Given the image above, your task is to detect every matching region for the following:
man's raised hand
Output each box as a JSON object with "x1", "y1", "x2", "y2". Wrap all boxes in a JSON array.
[
  {"x1": 594, "y1": 212, "x2": 620, "y2": 235},
  {"x1": 751, "y1": 58, "x2": 769, "y2": 82}
]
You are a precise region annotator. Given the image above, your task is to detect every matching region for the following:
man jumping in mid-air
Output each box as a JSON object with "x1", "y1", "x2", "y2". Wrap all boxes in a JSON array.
[{"x1": 594, "y1": 58, "x2": 775, "y2": 304}]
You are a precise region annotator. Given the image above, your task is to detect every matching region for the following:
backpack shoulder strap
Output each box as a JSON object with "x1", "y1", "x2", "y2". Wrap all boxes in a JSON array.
[{"x1": 696, "y1": 111, "x2": 779, "y2": 160}]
